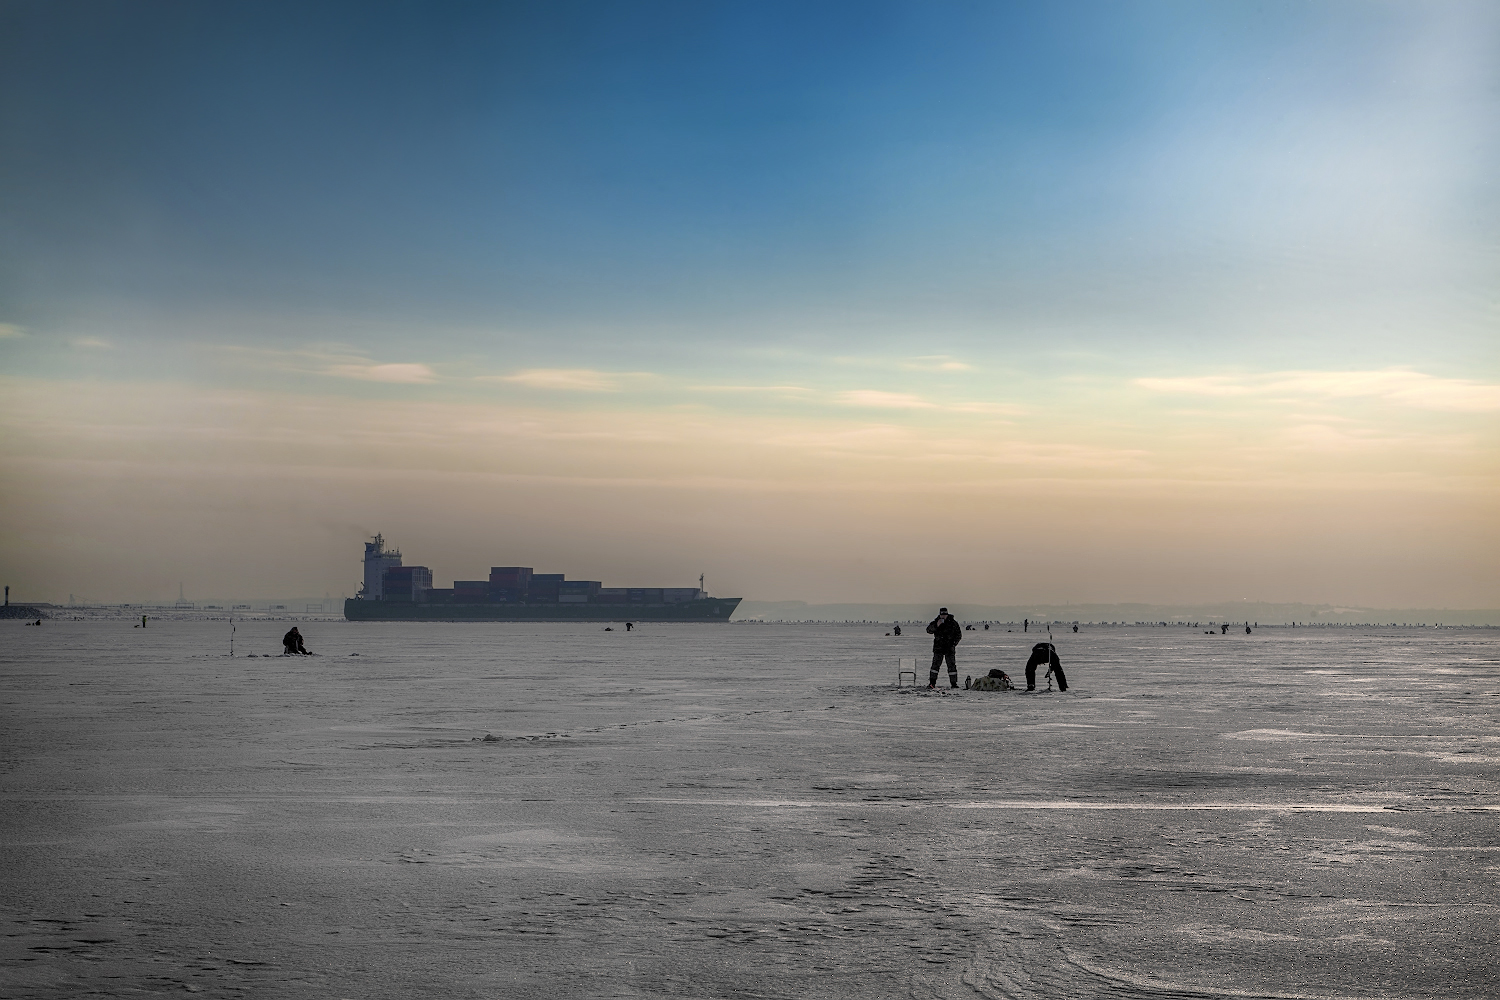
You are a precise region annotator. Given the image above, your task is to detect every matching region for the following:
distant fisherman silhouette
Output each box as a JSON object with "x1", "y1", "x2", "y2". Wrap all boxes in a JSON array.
[
  {"x1": 925, "y1": 609, "x2": 962, "y2": 689},
  {"x1": 1024, "y1": 642, "x2": 1068, "y2": 692},
  {"x1": 282, "y1": 627, "x2": 309, "y2": 655}
]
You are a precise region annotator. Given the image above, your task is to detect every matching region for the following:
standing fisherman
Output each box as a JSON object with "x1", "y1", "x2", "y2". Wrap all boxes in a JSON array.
[{"x1": 925, "y1": 608, "x2": 963, "y2": 689}]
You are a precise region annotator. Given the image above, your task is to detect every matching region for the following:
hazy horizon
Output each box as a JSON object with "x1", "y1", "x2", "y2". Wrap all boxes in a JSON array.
[
  {"x1": 13, "y1": 590, "x2": 1500, "y2": 628},
  {"x1": 3, "y1": 1, "x2": 1497, "y2": 608}
]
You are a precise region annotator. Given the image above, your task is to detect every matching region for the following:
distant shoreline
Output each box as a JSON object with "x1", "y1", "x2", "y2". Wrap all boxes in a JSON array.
[
  {"x1": 11, "y1": 600, "x2": 1500, "y2": 627},
  {"x1": 734, "y1": 601, "x2": 1500, "y2": 627}
]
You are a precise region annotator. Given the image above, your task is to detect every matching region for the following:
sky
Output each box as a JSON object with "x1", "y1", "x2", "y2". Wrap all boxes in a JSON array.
[{"x1": 1, "y1": 0, "x2": 1497, "y2": 608}]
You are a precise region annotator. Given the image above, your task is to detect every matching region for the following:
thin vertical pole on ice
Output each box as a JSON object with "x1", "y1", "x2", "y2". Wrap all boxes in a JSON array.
[{"x1": 1045, "y1": 625, "x2": 1055, "y2": 692}]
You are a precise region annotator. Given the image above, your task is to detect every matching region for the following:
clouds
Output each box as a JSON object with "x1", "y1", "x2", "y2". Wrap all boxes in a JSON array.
[
  {"x1": 1136, "y1": 369, "x2": 1500, "y2": 413},
  {"x1": 487, "y1": 374, "x2": 1023, "y2": 416},
  {"x1": 837, "y1": 390, "x2": 936, "y2": 410},
  {"x1": 3, "y1": 365, "x2": 1494, "y2": 606},
  {"x1": 326, "y1": 362, "x2": 438, "y2": 384},
  {"x1": 210, "y1": 345, "x2": 438, "y2": 384},
  {"x1": 8, "y1": 362, "x2": 1488, "y2": 488},
  {"x1": 689, "y1": 384, "x2": 812, "y2": 395},
  {"x1": 900, "y1": 355, "x2": 973, "y2": 372},
  {"x1": 835, "y1": 390, "x2": 1019, "y2": 416},
  {"x1": 489, "y1": 369, "x2": 638, "y2": 392}
]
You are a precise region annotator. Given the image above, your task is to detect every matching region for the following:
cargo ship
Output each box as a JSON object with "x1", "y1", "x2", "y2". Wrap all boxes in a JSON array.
[{"x1": 342, "y1": 535, "x2": 741, "y2": 622}]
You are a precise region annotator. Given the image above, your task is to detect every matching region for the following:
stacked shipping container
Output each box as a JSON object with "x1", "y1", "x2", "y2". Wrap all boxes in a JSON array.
[
  {"x1": 381, "y1": 566, "x2": 433, "y2": 602},
  {"x1": 376, "y1": 562, "x2": 703, "y2": 606}
]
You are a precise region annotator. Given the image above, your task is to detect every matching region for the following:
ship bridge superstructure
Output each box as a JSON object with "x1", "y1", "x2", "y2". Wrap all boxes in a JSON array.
[{"x1": 359, "y1": 534, "x2": 403, "y2": 600}]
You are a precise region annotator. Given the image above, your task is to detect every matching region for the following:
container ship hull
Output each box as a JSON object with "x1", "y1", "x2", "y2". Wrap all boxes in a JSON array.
[{"x1": 343, "y1": 597, "x2": 741, "y2": 622}]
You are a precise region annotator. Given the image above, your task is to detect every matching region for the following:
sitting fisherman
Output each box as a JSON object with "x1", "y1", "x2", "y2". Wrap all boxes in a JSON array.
[
  {"x1": 1024, "y1": 642, "x2": 1068, "y2": 691},
  {"x1": 964, "y1": 668, "x2": 1014, "y2": 691},
  {"x1": 282, "y1": 627, "x2": 309, "y2": 655}
]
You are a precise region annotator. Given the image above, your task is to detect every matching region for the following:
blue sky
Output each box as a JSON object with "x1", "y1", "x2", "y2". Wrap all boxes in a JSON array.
[
  {"x1": 1, "y1": 1, "x2": 1496, "y2": 604},
  {"x1": 6, "y1": 1, "x2": 1493, "y2": 364}
]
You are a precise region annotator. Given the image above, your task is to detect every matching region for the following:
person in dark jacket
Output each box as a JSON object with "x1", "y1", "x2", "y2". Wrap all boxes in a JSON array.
[
  {"x1": 282, "y1": 627, "x2": 309, "y2": 655},
  {"x1": 1024, "y1": 642, "x2": 1067, "y2": 691},
  {"x1": 925, "y1": 608, "x2": 962, "y2": 689}
]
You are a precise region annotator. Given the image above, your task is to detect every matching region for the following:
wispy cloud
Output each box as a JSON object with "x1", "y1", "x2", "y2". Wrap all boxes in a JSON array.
[
  {"x1": 218, "y1": 344, "x2": 441, "y2": 384},
  {"x1": 1136, "y1": 369, "x2": 1500, "y2": 412},
  {"x1": 72, "y1": 336, "x2": 112, "y2": 349},
  {"x1": 838, "y1": 390, "x2": 936, "y2": 409},
  {"x1": 947, "y1": 402, "x2": 1022, "y2": 415},
  {"x1": 763, "y1": 423, "x2": 915, "y2": 454},
  {"x1": 901, "y1": 355, "x2": 974, "y2": 372},
  {"x1": 830, "y1": 354, "x2": 975, "y2": 372},
  {"x1": 1274, "y1": 421, "x2": 1472, "y2": 456},
  {"x1": 690, "y1": 384, "x2": 813, "y2": 394},
  {"x1": 837, "y1": 390, "x2": 1021, "y2": 415},
  {"x1": 326, "y1": 362, "x2": 438, "y2": 384},
  {"x1": 487, "y1": 368, "x2": 642, "y2": 392},
  {"x1": 0, "y1": 323, "x2": 25, "y2": 339}
]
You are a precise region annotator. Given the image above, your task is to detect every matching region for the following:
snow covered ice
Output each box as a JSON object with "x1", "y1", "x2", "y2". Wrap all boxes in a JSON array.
[{"x1": 2, "y1": 620, "x2": 1496, "y2": 998}]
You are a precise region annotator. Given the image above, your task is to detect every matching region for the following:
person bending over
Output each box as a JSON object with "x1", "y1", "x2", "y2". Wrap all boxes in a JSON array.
[
  {"x1": 1024, "y1": 642, "x2": 1067, "y2": 691},
  {"x1": 925, "y1": 608, "x2": 962, "y2": 689},
  {"x1": 282, "y1": 627, "x2": 309, "y2": 655}
]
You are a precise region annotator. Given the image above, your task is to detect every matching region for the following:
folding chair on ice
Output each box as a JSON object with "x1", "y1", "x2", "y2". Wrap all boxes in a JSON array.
[{"x1": 897, "y1": 657, "x2": 917, "y2": 687}]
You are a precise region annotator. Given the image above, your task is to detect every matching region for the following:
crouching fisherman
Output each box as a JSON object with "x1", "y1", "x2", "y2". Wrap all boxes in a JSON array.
[
  {"x1": 964, "y1": 669, "x2": 1014, "y2": 691},
  {"x1": 1024, "y1": 642, "x2": 1067, "y2": 691},
  {"x1": 282, "y1": 627, "x2": 309, "y2": 655}
]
